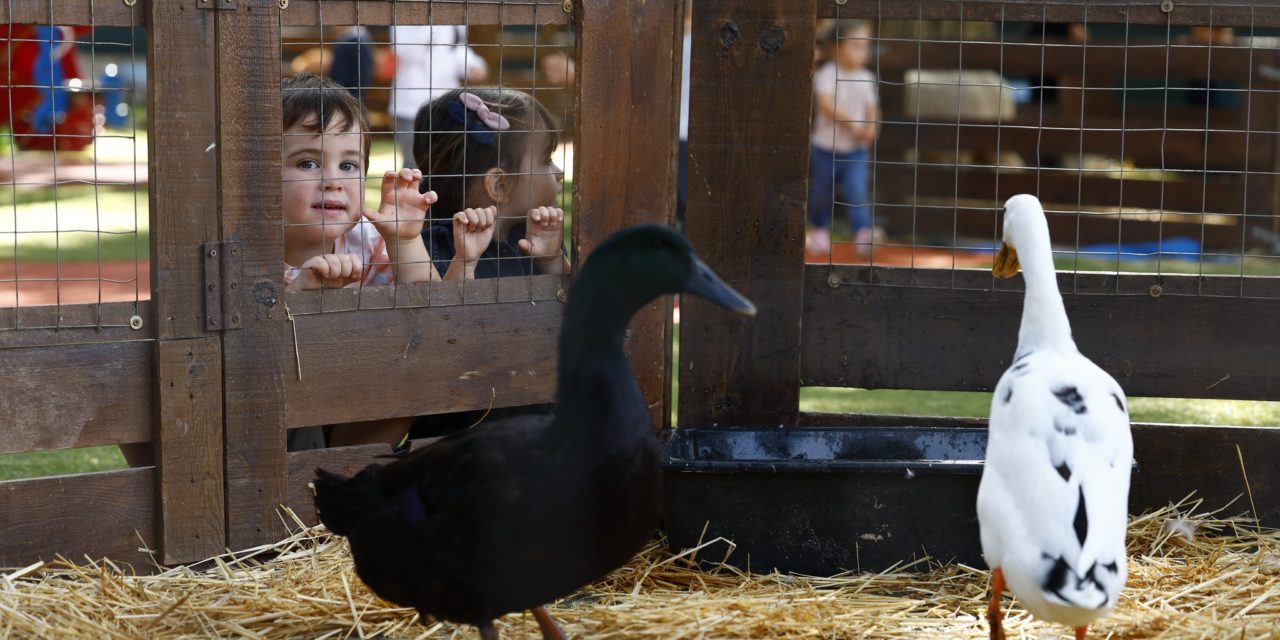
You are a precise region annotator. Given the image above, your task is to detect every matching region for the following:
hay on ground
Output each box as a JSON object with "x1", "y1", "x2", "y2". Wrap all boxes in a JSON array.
[{"x1": 3, "y1": 498, "x2": 1280, "y2": 639}]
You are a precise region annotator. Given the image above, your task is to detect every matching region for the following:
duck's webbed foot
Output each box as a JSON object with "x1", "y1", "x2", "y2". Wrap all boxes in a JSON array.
[{"x1": 532, "y1": 606, "x2": 566, "y2": 640}]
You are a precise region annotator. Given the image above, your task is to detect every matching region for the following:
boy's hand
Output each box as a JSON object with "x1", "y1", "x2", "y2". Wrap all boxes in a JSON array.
[
  {"x1": 453, "y1": 206, "x2": 497, "y2": 265},
  {"x1": 366, "y1": 168, "x2": 437, "y2": 241},
  {"x1": 289, "y1": 253, "x2": 365, "y2": 291},
  {"x1": 516, "y1": 206, "x2": 565, "y2": 259}
]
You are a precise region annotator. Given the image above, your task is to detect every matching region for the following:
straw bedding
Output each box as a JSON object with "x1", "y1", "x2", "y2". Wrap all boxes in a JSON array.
[{"x1": 3, "y1": 498, "x2": 1279, "y2": 639}]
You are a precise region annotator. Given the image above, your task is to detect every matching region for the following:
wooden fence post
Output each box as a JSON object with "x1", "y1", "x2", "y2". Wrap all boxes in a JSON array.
[
  {"x1": 147, "y1": 0, "x2": 226, "y2": 564},
  {"x1": 575, "y1": 0, "x2": 683, "y2": 431},
  {"x1": 679, "y1": 0, "x2": 814, "y2": 429},
  {"x1": 216, "y1": 0, "x2": 290, "y2": 550}
]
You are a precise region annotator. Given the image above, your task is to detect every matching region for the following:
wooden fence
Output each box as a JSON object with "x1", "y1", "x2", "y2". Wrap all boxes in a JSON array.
[{"x1": 0, "y1": 0, "x2": 682, "y2": 569}]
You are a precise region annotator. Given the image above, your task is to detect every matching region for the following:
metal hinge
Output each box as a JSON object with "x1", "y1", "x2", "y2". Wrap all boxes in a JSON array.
[
  {"x1": 203, "y1": 241, "x2": 243, "y2": 331},
  {"x1": 197, "y1": 0, "x2": 237, "y2": 10}
]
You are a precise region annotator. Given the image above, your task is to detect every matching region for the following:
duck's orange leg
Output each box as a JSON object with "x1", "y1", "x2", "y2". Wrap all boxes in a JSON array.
[
  {"x1": 1075, "y1": 626, "x2": 1088, "y2": 640},
  {"x1": 531, "y1": 606, "x2": 566, "y2": 640},
  {"x1": 988, "y1": 567, "x2": 1007, "y2": 640}
]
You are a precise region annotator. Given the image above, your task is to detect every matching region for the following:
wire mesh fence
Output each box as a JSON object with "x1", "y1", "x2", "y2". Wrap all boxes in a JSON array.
[
  {"x1": 279, "y1": 1, "x2": 575, "y2": 315},
  {"x1": 1, "y1": 11, "x2": 147, "y2": 328},
  {"x1": 811, "y1": 1, "x2": 1280, "y2": 298}
]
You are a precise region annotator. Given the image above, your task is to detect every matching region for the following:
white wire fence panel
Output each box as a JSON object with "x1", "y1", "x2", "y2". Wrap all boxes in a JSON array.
[
  {"x1": 811, "y1": 1, "x2": 1280, "y2": 298},
  {"x1": 280, "y1": 0, "x2": 574, "y2": 316},
  {"x1": 1, "y1": 17, "x2": 147, "y2": 329}
]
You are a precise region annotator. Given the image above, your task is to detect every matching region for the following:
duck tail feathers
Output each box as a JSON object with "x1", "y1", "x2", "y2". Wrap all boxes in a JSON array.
[{"x1": 313, "y1": 466, "x2": 383, "y2": 536}]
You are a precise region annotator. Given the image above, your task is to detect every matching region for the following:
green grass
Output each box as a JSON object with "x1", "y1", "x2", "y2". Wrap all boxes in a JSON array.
[
  {"x1": 0, "y1": 445, "x2": 128, "y2": 481},
  {"x1": 799, "y1": 387, "x2": 1280, "y2": 426}
]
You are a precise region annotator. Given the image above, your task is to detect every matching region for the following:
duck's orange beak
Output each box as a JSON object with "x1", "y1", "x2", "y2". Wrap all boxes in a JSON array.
[{"x1": 992, "y1": 243, "x2": 1020, "y2": 278}]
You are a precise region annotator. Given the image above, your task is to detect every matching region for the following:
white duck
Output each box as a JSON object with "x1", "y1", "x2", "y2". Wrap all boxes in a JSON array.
[{"x1": 977, "y1": 194, "x2": 1133, "y2": 640}]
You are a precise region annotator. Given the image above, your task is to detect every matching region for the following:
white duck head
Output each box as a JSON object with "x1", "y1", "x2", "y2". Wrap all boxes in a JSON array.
[{"x1": 994, "y1": 194, "x2": 1076, "y2": 355}]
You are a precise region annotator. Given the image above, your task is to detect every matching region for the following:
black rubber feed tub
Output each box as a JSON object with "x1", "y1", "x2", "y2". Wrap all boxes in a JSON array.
[{"x1": 660, "y1": 426, "x2": 987, "y2": 575}]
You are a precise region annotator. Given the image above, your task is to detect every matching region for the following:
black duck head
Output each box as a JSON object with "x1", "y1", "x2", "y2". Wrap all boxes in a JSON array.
[{"x1": 571, "y1": 224, "x2": 756, "y2": 318}]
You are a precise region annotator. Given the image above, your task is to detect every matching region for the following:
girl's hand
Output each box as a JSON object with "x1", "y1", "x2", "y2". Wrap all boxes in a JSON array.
[
  {"x1": 366, "y1": 168, "x2": 437, "y2": 241},
  {"x1": 517, "y1": 206, "x2": 565, "y2": 258},
  {"x1": 290, "y1": 253, "x2": 365, "y2": 291},
  {"x1": 453, "y1": 206, "x2": 497, "y2": 265}
]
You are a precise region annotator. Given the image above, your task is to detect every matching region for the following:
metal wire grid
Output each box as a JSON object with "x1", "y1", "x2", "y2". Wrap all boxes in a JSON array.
[
  {"x1": 818, "y1": 1, "x2": 1280, "y2": 299},
  {"x1": 280, "y1": 0, "x2": 574, "y2": 315},
  {"x1": 1, "y1": 3, "x2": 146, "y2": 328}
]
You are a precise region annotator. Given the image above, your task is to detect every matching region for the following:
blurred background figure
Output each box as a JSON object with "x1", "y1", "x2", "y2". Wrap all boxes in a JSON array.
[
  {"x1": 327, "y1": 26, "x2": 376, "y2": 107},
  {"x1": 0, "y1": 25, "x2": 96, "y2": 151},
  {"x1": 390, "y1": 25, "x2": 489, "y2": 169}
]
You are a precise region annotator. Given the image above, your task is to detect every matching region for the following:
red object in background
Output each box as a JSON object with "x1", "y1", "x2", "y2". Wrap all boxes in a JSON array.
[{"x1": 0, "y1": 25, "x2": 95, "y2": 151}]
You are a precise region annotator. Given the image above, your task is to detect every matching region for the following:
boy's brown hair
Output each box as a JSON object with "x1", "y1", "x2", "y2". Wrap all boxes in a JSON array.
[
  {"x1": 282, "y1": 73, "x2": 372, "y2": 169},
  {"x1": 414, "y1": 87, "x2": 559, "y2": 218}
]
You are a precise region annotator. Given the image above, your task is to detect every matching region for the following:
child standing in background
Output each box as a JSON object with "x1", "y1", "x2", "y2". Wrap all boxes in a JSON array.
[
  {"x1": 416, "y1": 88, "x2": 570, "y2": 278},
  {"x1": 808, "y1": 20, "x2": 883, "y2": 255}
]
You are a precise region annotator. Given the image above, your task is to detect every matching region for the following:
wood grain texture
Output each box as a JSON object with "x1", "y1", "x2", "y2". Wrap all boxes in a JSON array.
[
  {"x1": 795, "y1": 413, "x2": 1280, "y2": 527},
  {"x1": 285, "y1": 299, "x2": 562, "y2": 428},
  {"x1": 0, "y1": 341, "x2": 152, "y2": 455},
  {"x1": 0, "y1": 468, "x2": 156, "y2": 570},
  {"x1": 217, "y1": 1, "x2": 290, "y2": 551},
  {"x1": 575, "y1": 0, "x2": 681, "y2": 431},
  {"x1": 283, "y1": 0, "x2": 570, "y2": 27},
  {"x1": 148, "y1": 1, "x2": 220, "y2": 341},
  {"x1": 678, "y1": 0, "x2": 813, "y2": 429},
  {"x1": 0, "y1": 302, "x2": 153, "y2": 348},
  {"x1": 155, "y1": 338, "x2": 225, "y2": 564},
  {"x1": 0, "y1": 0, "x2": 140, "y2": 26},
  {"x1": 801, "y1": 266, "x2": 1280, "y2": 400}
]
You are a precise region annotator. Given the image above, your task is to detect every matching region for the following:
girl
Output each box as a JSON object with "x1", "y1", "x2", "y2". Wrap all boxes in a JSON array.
[{"x1": 415, "y1": 88, "x2": 571, "y2": 278}]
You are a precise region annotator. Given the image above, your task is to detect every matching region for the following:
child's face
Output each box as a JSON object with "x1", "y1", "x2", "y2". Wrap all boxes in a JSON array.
[
  {"x1": 282, "y1": 118, "x2": 366, "y2": 257},
  {"x1": 836, "y1": 28, "x2": 871, "y2": 70},
  {"x1": 502, "y1": 134, "x2": 563, "y2": 218}
]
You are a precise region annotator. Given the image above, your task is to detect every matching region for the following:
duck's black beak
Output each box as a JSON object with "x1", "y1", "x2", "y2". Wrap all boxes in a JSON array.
[{"x1": 684, "y1": 255, "x2": 757, "y2": 317}]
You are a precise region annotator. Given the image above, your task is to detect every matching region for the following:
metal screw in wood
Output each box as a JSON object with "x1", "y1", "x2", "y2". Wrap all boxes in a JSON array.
[
  {"x1": 129, "y1": 315, "x2": 144, "y2": 330},
  {"x1": 279, "y1": 0, "x2": 289, "y2": 8},
  {"x1": 562, "y1": 0, "x2": 572, "y2": 14},
  {"x1": 1160, "y1": 0, "x2": 1174, "y2": 13},
  {"x1": 827, "y1": 273, "x2": 842, "y2": 288},
  {"x1": 835, "y1": 0, "x2": 848, "y2": 5},
  {"x1": 123, "y1": 0, "x2": 136, "y2": 6},
  {"x1": 1149, "y1": 284, "x2": 1163, "y2": 298}
]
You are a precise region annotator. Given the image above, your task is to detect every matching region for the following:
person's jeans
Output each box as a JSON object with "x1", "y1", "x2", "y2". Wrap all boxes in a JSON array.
[{"x1": 807, "y1": 146, "x2": 871, "y2": 233}]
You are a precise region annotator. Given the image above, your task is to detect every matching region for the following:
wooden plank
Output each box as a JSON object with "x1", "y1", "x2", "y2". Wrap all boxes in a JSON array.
[
  {"x1": 801, "y1": 266, "x2": 1280, "y2": 400},
  {"x1": 154, "y1": 338, "x2": 224, "y2": 564},
  {"x1": 148, "y1": 1, "x2": 220, "y2": 341},
  {"x1": 678, "y1": 0, "x2": 813, "y2": 430},
  {"x1": 285, "y1": 300, "x2": 562, "y2": 428},
  {"x1": 874, "y1": 164, "x2": 1274, "y2": 217},
  {"x1": 876, "y1": 41, "x2": 1259, "y2": 88},
  {"x1": 822, "y1": 0, "x2": 1280, "y2": 28},
  {"x1": 876, "y1": 119, "x2": 1274, "y2": 173},
  {"x1": 0, "y1": 468, "x2": 156, "y2": 570},
  {"x1": 575, "y1": 0, "x2": 681, "y2": 431},
  {"x1": 0, "y1": 0, "x2": 141, "y2": 26},
  {"x1": 283, "y1": 0, "x2": 570, "y2": 27},
  {"x1": 285, "y1": 437, "x2": 441, "y2": 525},
  {"x1": 795, "y1": 413, "x2": 1280, "y2": 527},
  {"x1": 0, "y1": 341, "x2": 151, "y2": 455},
  {"x1": 0, "y1": 302, "x2": 154, "y2": 349},
  {"x1": 217, "y1": 1, "x2": 290, "y2": 551}
]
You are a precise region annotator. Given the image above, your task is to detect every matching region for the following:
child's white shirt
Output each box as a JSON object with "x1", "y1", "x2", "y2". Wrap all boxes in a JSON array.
[{"x1": 811, "y1": 62, "x2": 877, "y2": 154}]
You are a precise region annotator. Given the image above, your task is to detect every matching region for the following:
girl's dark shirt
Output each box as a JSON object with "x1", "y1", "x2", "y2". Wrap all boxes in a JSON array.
[{"x1": 423, "y1": 220, "x2": 537, "y2": 278}]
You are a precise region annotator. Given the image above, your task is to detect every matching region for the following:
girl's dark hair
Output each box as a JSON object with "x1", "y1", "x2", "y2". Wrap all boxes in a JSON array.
[
  {"x1": 414, "y1": 88, "x2": 559, "y2": 217},
  {"x1": 282, "y1": 73, "x2": 372, "y2": 169}
]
